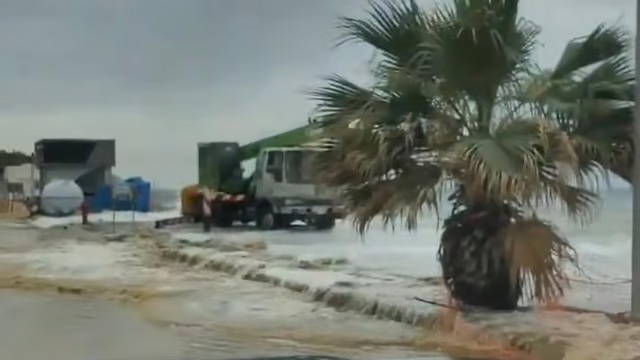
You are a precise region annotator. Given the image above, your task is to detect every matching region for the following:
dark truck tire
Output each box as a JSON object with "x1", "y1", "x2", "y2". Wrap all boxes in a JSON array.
[
  {"x1": 276, "y1": 214, "x2": 291, "y2": 228},
  {"x1": 216, "y1": 213, "x2": 234, "y2": 227},
  {"x1": 257, "y1": 209, "x2": 276, "y2": 230},
  {"x1": 212, "y1": 202, "x2": 235, "y2": 228},
  {"x1": 314, "y1": 215, "x2": 336, "y2": 230},
  {"x1": 256, "y1": 206, "x2": 290, "y2": 230}
]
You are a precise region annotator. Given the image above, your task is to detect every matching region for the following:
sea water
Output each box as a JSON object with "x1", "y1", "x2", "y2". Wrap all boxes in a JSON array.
[
  {"x1": 154, "y1": 183, "x2": 634, "y2": 313},
  {"x1": 252, "y1": 186, "x2": 633, "y2": 313}
]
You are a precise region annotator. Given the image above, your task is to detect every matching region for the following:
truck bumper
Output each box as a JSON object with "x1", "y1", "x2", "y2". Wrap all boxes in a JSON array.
[
  {"x1": 278, "y1": 205, "x2": 341, "y2": 223},
  {"x1": 279, "y1": 205, "x2": 333, "y2": 215}
]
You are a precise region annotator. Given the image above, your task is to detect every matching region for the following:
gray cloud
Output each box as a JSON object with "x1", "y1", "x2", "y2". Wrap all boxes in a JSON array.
[{"x1": 0, "y1": 0, "x2": 634, "y2": 187}]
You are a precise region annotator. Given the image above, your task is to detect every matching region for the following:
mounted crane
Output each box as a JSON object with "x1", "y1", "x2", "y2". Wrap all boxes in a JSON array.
[{"x1": 166, "y1": 123, "x2": 343, "y2": 231}]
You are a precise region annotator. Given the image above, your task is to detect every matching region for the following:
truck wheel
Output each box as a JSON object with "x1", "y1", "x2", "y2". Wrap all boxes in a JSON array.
[
  {"x1": 257, "y1": 209, "x2": 276, "y2": 230},
  {"x1": 213, "y1": 203, "x2": 234, "y2": 228},
  {"x1": 216, "y1": 214, "x2": 234, "y2": 227},
  {"x1": 275, "y1": 214, "x2": 291, "y2": 228},
  {"x1": 315, "y1": 215, "x2": 336, "y2": 230}
]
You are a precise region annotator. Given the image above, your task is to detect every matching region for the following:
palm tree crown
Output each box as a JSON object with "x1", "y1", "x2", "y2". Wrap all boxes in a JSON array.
[{"x1": 308, "y1": 0, "x2": 634, "y2": 309}]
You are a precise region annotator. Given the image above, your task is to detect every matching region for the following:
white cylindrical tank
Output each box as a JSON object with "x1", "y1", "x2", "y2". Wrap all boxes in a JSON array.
[{"x1": 40, "y1": 179, "x2": 84, "y2": 217}]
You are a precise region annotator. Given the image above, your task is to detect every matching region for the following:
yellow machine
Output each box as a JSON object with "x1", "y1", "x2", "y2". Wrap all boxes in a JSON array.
[{"x1": 180, "y1": 184, "x2": 201, "y2": 219}]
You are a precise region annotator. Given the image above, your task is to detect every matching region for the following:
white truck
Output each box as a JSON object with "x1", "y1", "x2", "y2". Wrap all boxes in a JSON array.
[{"x1": 174, "y1": 128, "x2": 343, "y2": 231}]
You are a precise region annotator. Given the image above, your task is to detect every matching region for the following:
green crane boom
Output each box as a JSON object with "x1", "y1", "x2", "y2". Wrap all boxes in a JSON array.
[
  {"x1": 238, "y1": 124, "x2": 313, "y2": 161},
  {"x1": 197, "y1": 123, "x2": 321, "y2": 190}
]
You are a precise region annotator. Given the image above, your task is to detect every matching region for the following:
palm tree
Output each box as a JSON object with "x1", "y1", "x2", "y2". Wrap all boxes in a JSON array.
[
  {"x1": 524, "y1": 25, "x2": 634, "y2": 183},
  {"x1": 307, "y1": 0, "x2": 622, "y2": 310},
  {"x1": 0, "y1": 150, "x2": 31, "y2": 169}
]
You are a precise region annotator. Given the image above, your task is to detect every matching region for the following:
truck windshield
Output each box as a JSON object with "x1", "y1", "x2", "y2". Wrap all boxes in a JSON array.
[{"x1": 285, "y1": 150, "x2": 318, "y2": 184}]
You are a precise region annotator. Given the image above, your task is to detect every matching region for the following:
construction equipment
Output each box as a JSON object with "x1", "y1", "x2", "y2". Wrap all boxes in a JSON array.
[{"x1": 167, "y1": 124, "x2": 343, "y2": 231}]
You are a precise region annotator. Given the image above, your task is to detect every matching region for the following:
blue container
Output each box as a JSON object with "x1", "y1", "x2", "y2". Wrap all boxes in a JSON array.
[
  {"x1": 90, "y1": 195, "x2": 101, "y2": 213},
  {"x1": 125, "y1": 177, "x2": 151, "y2": 212},
  {"x1": 90, "y1": 177, "x2": 151, "y2": 212},
  {"x1": 112, "y1": 195, "x2": 131, "y2": 211},
  {"x1": 91, "y1": 185, "x2": 112, "y2": 212}
]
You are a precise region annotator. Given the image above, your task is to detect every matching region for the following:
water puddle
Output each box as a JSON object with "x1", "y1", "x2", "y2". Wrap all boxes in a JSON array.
[
  {"x1": 0, "y1": 290, "x2": 184, "y2": 360},
  {"x1": 0, "y1": 289, "x2": 452, "y2": 360}
]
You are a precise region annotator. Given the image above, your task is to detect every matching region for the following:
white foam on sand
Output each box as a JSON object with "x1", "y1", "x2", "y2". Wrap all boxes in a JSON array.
[
  {"x1": 262, "y1": 267, "x2": 370, "y2": 289},
  {"x1": 30, "y1": 210, "x2": 181, "y2": 229},
  {"x1": 0, "y1": 241, "x2": 135, "y2": 280},
  {"x1": 171, "y1": 232, "x2": 213, "y2": 245},
  {"x1": 0, "y1": 240, "x2": 201, "y2": 291}
]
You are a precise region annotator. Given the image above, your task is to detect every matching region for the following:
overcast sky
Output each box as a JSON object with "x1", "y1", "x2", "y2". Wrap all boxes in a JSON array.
[{"x1": 0, "y1": 0, "x2": 635, "y2": 188}]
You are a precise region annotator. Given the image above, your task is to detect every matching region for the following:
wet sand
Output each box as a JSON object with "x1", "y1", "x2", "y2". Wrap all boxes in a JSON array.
[{"x1": 0, "y1": 222, "x2": 449, "y2": 360}]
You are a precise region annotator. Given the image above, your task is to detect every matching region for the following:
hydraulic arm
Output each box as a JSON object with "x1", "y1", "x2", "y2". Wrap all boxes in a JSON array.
[
  {"x1": 239, "y1": 124, "x2": 313, "y2": 161},
  {"x1": 197, "y1": 123, "x2": 322, "y2": 191}
]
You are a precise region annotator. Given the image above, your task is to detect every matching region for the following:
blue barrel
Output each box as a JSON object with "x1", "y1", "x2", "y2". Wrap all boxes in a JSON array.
[
  {"x1": 91, "y1": 185, "x2": 112, "y2": 212},
  {"x1": 125, "y1": 177, "x2": 151, "y2": 212}
]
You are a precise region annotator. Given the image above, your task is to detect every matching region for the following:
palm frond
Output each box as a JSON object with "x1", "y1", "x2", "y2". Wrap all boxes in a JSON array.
[
  {"x1": 414, "y1": 0, "x2": 539, "y2": 129},
  {"x1": 316, "y1": 122, "x2": 425, "y2": 186},
  {"x1": 497, "y1": 217, "x2": 577, "y2": 303},
  {"x1": 337, "y1": 0, "x2": 428, "y2": 73},
  {"x1": 579, "y1": 55, "x2": 634, "y2": 100},
  {"x1": 342, "y1": 163, "x2": 444, "y2": 234},
  {"x1": 314, "y1": 121, "x2": 444, "y2": 233},
  {"x1": 307, "y1": 74, "x2": 387, "y2": 127},
  {"x1": 523, "y1": 23, "x2": 634, "y2": 184},
  {"x1": 450, "y1": 120, "x2": 546, "y2": 203},
  {"x1": 610, "y1": 143, "x2": 633, "y2": 182},
  {"x1": 551, "y1": 24, "x2": 630, "y2": 80},
  {"x1": 449, "y1": 119, "x2": 601, "y2": 221}
]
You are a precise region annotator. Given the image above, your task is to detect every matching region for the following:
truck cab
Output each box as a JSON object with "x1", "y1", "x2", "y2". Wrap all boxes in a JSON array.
[{"x1": 251, "y1": 147, "x2": 341, "y2": 229}]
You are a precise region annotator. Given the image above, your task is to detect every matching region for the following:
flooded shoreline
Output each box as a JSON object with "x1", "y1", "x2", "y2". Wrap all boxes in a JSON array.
[
  {"x1": 0, "y1": 222, "x2": 452, "y2": 360},
  {"x1": 0, "y1": 287, "x2": 450, "y2": 360},
  {"x1": 156, "y1": 225, "x2": 640, "y2": 360},
  {"x1": 4, "y1": 216, "x2": 640, "y2": 360}
]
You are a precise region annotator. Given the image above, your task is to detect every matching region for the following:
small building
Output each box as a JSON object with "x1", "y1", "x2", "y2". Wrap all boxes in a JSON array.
[
  {"x1": 34, "y1": 139, "x2": 116, "y2": 207},
  {"x1": 0, "y1": 180, "x2": 7, "y2": 199},
  {"x1": 3, "y1": 163, "x2": 39, "y2": 198}
]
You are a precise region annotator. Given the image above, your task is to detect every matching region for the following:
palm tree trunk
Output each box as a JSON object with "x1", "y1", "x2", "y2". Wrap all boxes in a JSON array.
[{"x1": 438, "y1": 199, "x2": 522, "y2": 310}]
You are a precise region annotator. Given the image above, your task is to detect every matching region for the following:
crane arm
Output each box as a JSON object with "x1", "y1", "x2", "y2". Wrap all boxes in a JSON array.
[{"x1": 239, "y1": 124, "x2": 319, "y2": 161}]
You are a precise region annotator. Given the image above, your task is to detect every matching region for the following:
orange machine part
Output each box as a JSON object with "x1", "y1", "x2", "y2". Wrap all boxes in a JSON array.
[{"x1": 180, "y1": 184, "x2": 201, "y2": 217}]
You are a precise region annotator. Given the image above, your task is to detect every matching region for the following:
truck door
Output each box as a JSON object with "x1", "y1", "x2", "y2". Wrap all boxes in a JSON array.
[
  {"x1": 282, "y1": 149, "x2": 333, "y2": 199},
  {"x1": 255, "y1": 150, "x2": 284, "y2": 197}
]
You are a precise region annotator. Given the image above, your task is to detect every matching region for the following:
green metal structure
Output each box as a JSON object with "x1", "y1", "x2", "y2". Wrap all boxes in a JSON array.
[
  {"x1": 197, "y1": 142, "x2": 241, "y2": 189},
  {"x1": 238, "y1": 125, "x2": 316, "y2": 160},
  {"x1": 197, "y1": 124, "x2": 321, "y2": 191}
]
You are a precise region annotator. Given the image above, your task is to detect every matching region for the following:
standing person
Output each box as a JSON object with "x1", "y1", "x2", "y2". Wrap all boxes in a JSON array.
[
  {"x1": 81, "y1": 200, "x2": 89, "y2": 225},
  {"x1": 201, "y1": 192, "x2": 212, "y2": 232}
]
